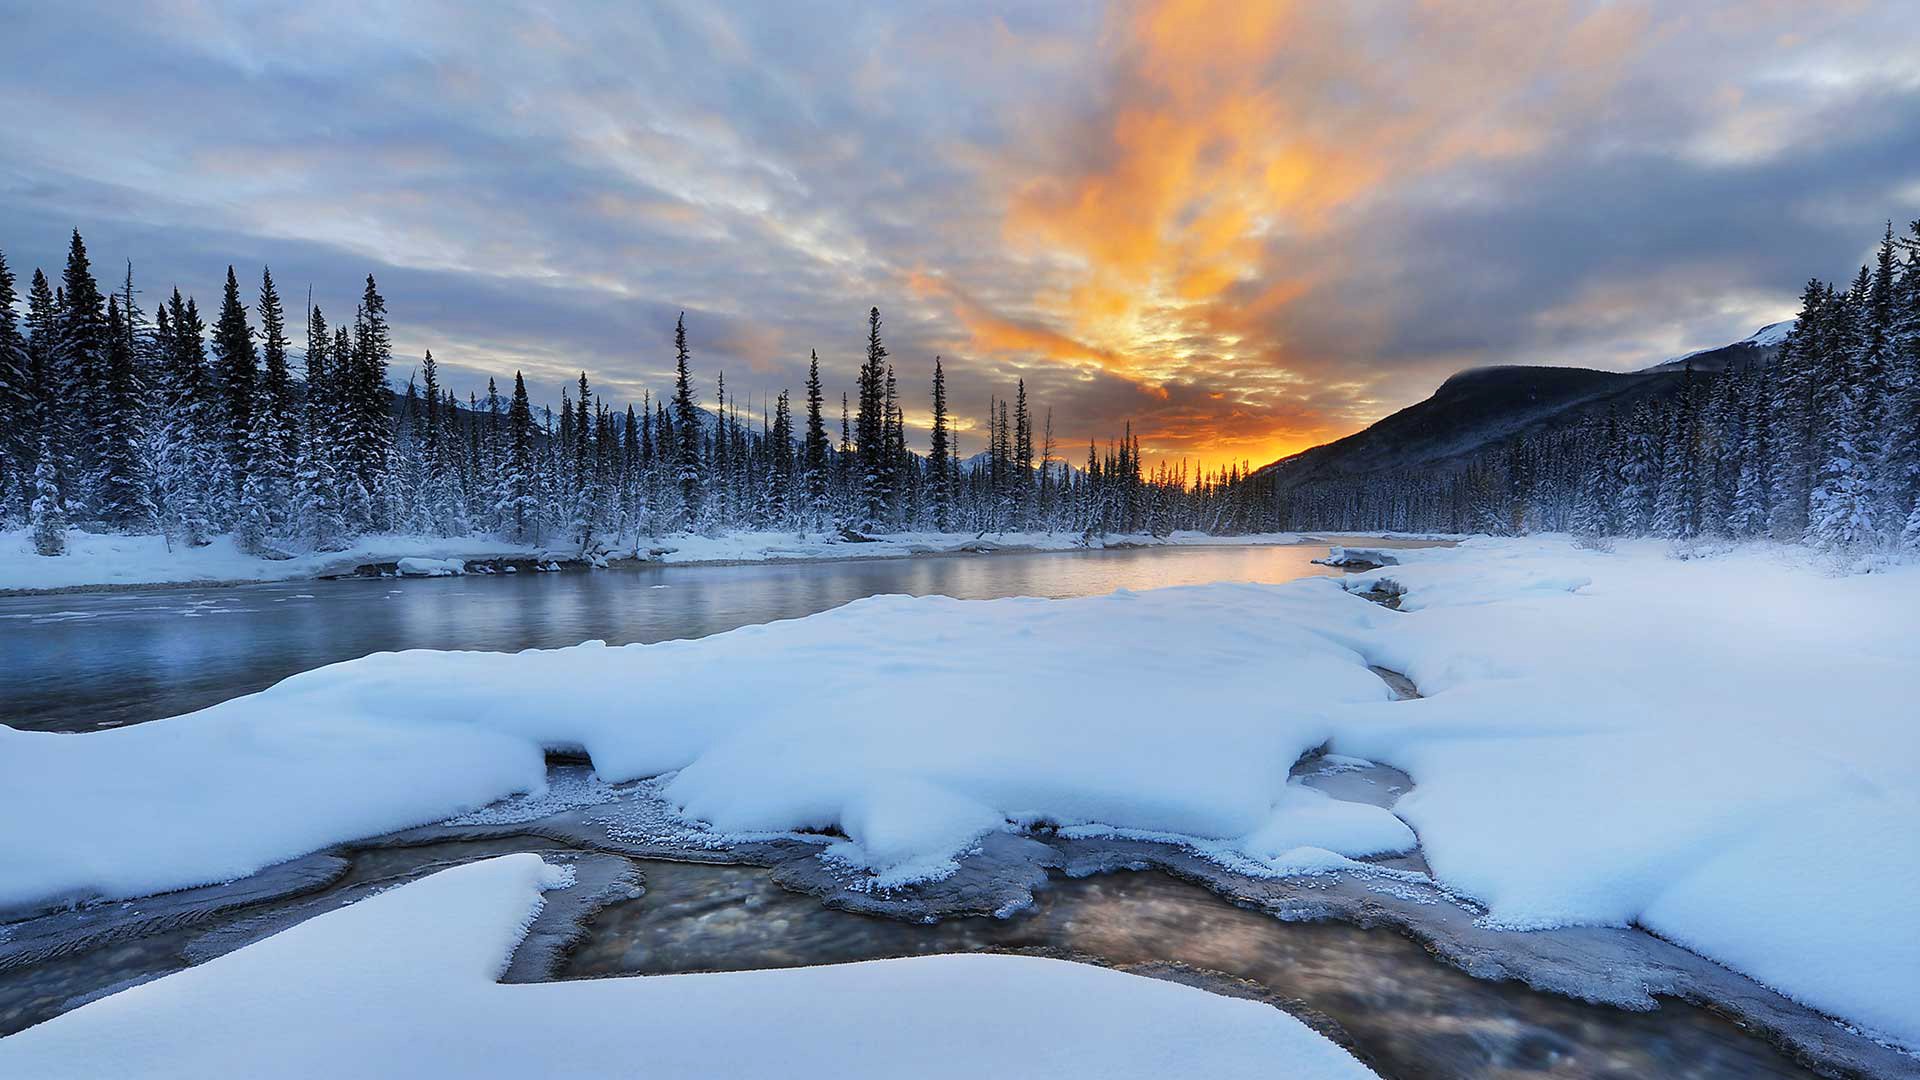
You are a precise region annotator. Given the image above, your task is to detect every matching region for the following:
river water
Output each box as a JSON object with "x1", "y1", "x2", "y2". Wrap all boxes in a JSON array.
[{"x1": 0, "y1": 540, "x2": 1426, "y2": 733}]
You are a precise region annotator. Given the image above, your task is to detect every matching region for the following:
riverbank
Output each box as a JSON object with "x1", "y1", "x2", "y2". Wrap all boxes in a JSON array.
[
  {"x1": 0, "y1": 526, "x2": 1359, "y2": 596},
  {"x1": 3, "y1": 537, "x2": 1912, "y2": 1074}
]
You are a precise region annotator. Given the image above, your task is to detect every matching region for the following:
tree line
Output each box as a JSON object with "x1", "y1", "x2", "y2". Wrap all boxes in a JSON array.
[
  {"x1": 0, "y1": 231, "x2": 1275, "y2": 558},
  {"x1": 1279, "y1": 220, "x2": 1920, "y2": 557}
]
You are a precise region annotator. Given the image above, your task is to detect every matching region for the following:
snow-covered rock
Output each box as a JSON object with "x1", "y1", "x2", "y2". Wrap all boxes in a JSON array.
[
  {"x1": 394, "y1": 557, "x2": 467, "y2": 577},
  {"x1": 0, "y1": 854, "x2": 1377, "y2": 1079},
  {"x1": 1311, "y1": 546, "x2": 1399, "y2": 568}
]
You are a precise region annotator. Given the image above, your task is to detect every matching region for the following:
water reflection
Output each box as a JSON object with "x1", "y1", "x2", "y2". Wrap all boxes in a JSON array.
[
  {"x1": 1, "y1": 542, "x2": 1408, "y2": 732},
  {"x1": 567, "y1": 860, "x2": 1818, "y2": 1080}
]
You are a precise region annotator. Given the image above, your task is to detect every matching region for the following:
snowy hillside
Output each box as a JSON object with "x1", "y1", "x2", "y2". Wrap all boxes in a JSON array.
[{"x1": 1259, "y1": 321, "x2": 1793, "y2": 491}]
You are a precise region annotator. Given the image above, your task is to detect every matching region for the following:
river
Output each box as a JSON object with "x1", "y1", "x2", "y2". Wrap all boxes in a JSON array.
[
  {"x1": 2, "y1": 538, "x2": 1898, "y2": 1078},
  {"x1": 0, "y1": 539, "x2": 1427, "y2": 733}
]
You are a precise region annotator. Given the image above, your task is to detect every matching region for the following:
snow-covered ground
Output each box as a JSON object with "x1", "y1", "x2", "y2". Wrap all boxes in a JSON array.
[
  {"x1": 0, "y1": 526, "x2": 1312, "y2": 593},
  {"x1": 1, "y1": 536, "x2": 1914, "y2": 1048},
  {"x1": 0, "y1": 854, "x2": 1376, "y2": 1079},
  {"x1": 1334, "y1": 538, "x2": 1920, "y2": 1047}
]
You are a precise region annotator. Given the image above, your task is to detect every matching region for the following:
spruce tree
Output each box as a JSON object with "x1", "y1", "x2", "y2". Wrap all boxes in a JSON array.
[
  {"x1": 1769, "y1": 283, "x2": 1824, "y2": 540},
  {"x1": 803, "y1": 350, "x2": 830, "y2": 529},
  {"x1": 1811, "y1": 269, "x2": 1878, "y2": 552},
  {"x1": 671, "y1": 314, "x2": 702, "y2": 527},
  {"x1": 29, "y1": 430, "x2": 66, "y2": 556},
  {"x1": 855, "y1": 307, "x2": 887, "y2": 528},
  {"x1": 1014, "y1": 379, "x2": 1033, "y2": 528},
  {"x1": 95, "y1": 297, "x2": 152, "y2": 531},
  {"x1": 251, "y1": 269, "x2": 296, "y2": 534},
  {"x1": 929, "y1": 355, "x2": 951, "y2": 531},
  {"x1": 25, "y1": 269, "x2": 66, "y2": 506},
  {"x1": 210, "y1": 266, "x2": 259, "y2": 508},
  {"x1": 1730, "y1": 368, "x2": 1774, "y2": 537},
  {"x1": 343, "y1": 275, "x2": 394, "y2": 532},
  {"x1": 296, "y1": 304, "x2": 348, "y2": 550},
  {"x1": 502, "y1": 371, "x2": 538, "y2": 542},
  {"x1": 0, "y1": 251, "x2": 29, "y2": 515},
  {"x1": 57, "y1": 231, "x2": 108, "y2": 517}
]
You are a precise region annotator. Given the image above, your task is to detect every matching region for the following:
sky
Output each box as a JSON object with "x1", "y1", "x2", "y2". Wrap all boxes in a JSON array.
[{"x1": 2, "y1": 1, "x2": 1917, "y2": 469}]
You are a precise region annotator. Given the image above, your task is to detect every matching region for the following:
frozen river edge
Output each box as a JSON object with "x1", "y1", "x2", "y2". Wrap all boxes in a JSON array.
[
  {"x1": 0, "y1": 527, "x2": 1375, "y2": 596},
  {"x1": 3, "y1": 728, "x2": 1910, "y2": 1079}
]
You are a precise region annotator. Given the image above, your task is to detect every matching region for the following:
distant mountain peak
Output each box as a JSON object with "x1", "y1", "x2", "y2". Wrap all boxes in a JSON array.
[{"x1": 1644, "y1": 319, "x2": 1794, "y2": 373}]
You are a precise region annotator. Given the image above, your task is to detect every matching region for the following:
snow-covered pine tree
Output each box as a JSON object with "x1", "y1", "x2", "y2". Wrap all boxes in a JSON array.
[
  {"x1": 24, "y1": 269, "x2": 67, "y2": 510},
  {"x1": 1652, "y1": 365, "x2": 1701, "y2": 538},
  {"x1": 802, "y1": 351, "x2": 830, "y2": 531},
  {"x1": 1617, "y1": 400, "x2": 1659, "y2": 533},
  {"x1": 1895, "y1": 223, "x2": 1920, "y2": 550},
  {"x1": 343, "y1": 276, "x2": 394, "y2": 533},
  {"x1": 1701, "y1": 368, "x2": 1741, "y2": 536},
  {"x1": 855, "y1": 307, "x2": 887, "y2": 530},
  {"x1": 1729, "y1": 367, "x2": 1774, "y2": 538},
  {"x1": 929, "y1": 356, "x2": 951, "y2": 531},
  {"x1": 1014, "y1": 379, "x2": 1033, "y2": 528},
  {"x1": 210, "y1": 266, "x2": 258, "y2": 515},
  {"x1": 29, "y1": 429, "x2": 65, "y2": 556},
  {"x1": 1810, "y1": 269, "x2": 1877, "y2": 552},
  {"x1": 293, "y1": 305, "x2": 348, "y2": 551},
  {"x1": 56, "y1": 231, "x2": 109, "y2": 520},
  {"x1": 95, "y1": 296, "x2": 153, "y2": 532},
  {"x1": 501, "y1": 371, "x2": 538, "y2": 542},
  {"x1": 0, "y1": 250, "x2": 31, "y2": 520},
  {"x1": 1768, "y1": 281, "x2": 1825, "y2": 540},
  {"x1": 671, "y1": 314, "x2": 702, "y2": 529}
]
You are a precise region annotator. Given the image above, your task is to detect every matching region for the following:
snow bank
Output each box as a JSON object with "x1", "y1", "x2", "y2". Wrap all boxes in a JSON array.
[
  {"x1": 0, "y1": 854, "x2": 1376, "y2": 1079},
  {"x1": 1334, "y1": 536, "x2": 1920, "y2": 1046},
  {"x1": 0, "y1": 529, "x2": 542, "y2": 592},
  {"x1": 0, "y1": 583, "x2": 1397, "y2": 911}
]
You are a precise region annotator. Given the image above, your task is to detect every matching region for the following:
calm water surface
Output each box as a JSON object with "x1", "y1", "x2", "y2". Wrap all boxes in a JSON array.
[{"x1": 0, "y1": 540, "x2": 1420, "y2": 732}]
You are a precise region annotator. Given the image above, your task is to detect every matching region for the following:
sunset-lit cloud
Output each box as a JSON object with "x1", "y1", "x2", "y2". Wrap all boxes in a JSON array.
[{"x1": 2, "y1": 1, "x2": 1916, "y2": 470}]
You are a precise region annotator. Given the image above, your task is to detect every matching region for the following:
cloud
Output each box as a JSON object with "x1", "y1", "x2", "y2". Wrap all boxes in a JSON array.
[{"x1": 0, "y1": 0, "x2": 1914, "y2": 469}]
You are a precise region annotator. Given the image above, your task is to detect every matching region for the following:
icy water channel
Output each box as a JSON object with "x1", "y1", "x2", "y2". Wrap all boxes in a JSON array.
[{"x1": 0, "y1": 537, "x2": 1439, "y2": 732}]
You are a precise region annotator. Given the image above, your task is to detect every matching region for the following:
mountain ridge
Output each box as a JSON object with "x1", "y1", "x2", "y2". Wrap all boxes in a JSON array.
[{"x1": 1255, "y1": 322, "x2": 1790, "y2": 489}]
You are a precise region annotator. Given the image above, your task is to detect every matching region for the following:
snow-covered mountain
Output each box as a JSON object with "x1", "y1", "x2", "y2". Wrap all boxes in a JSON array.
[
  {"x1": 1641, "y1": 319, "x2": 1794, "y2": 373},
  {"x1": 954, "y1": 450, "x2": 1079, "y2": 480}
]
